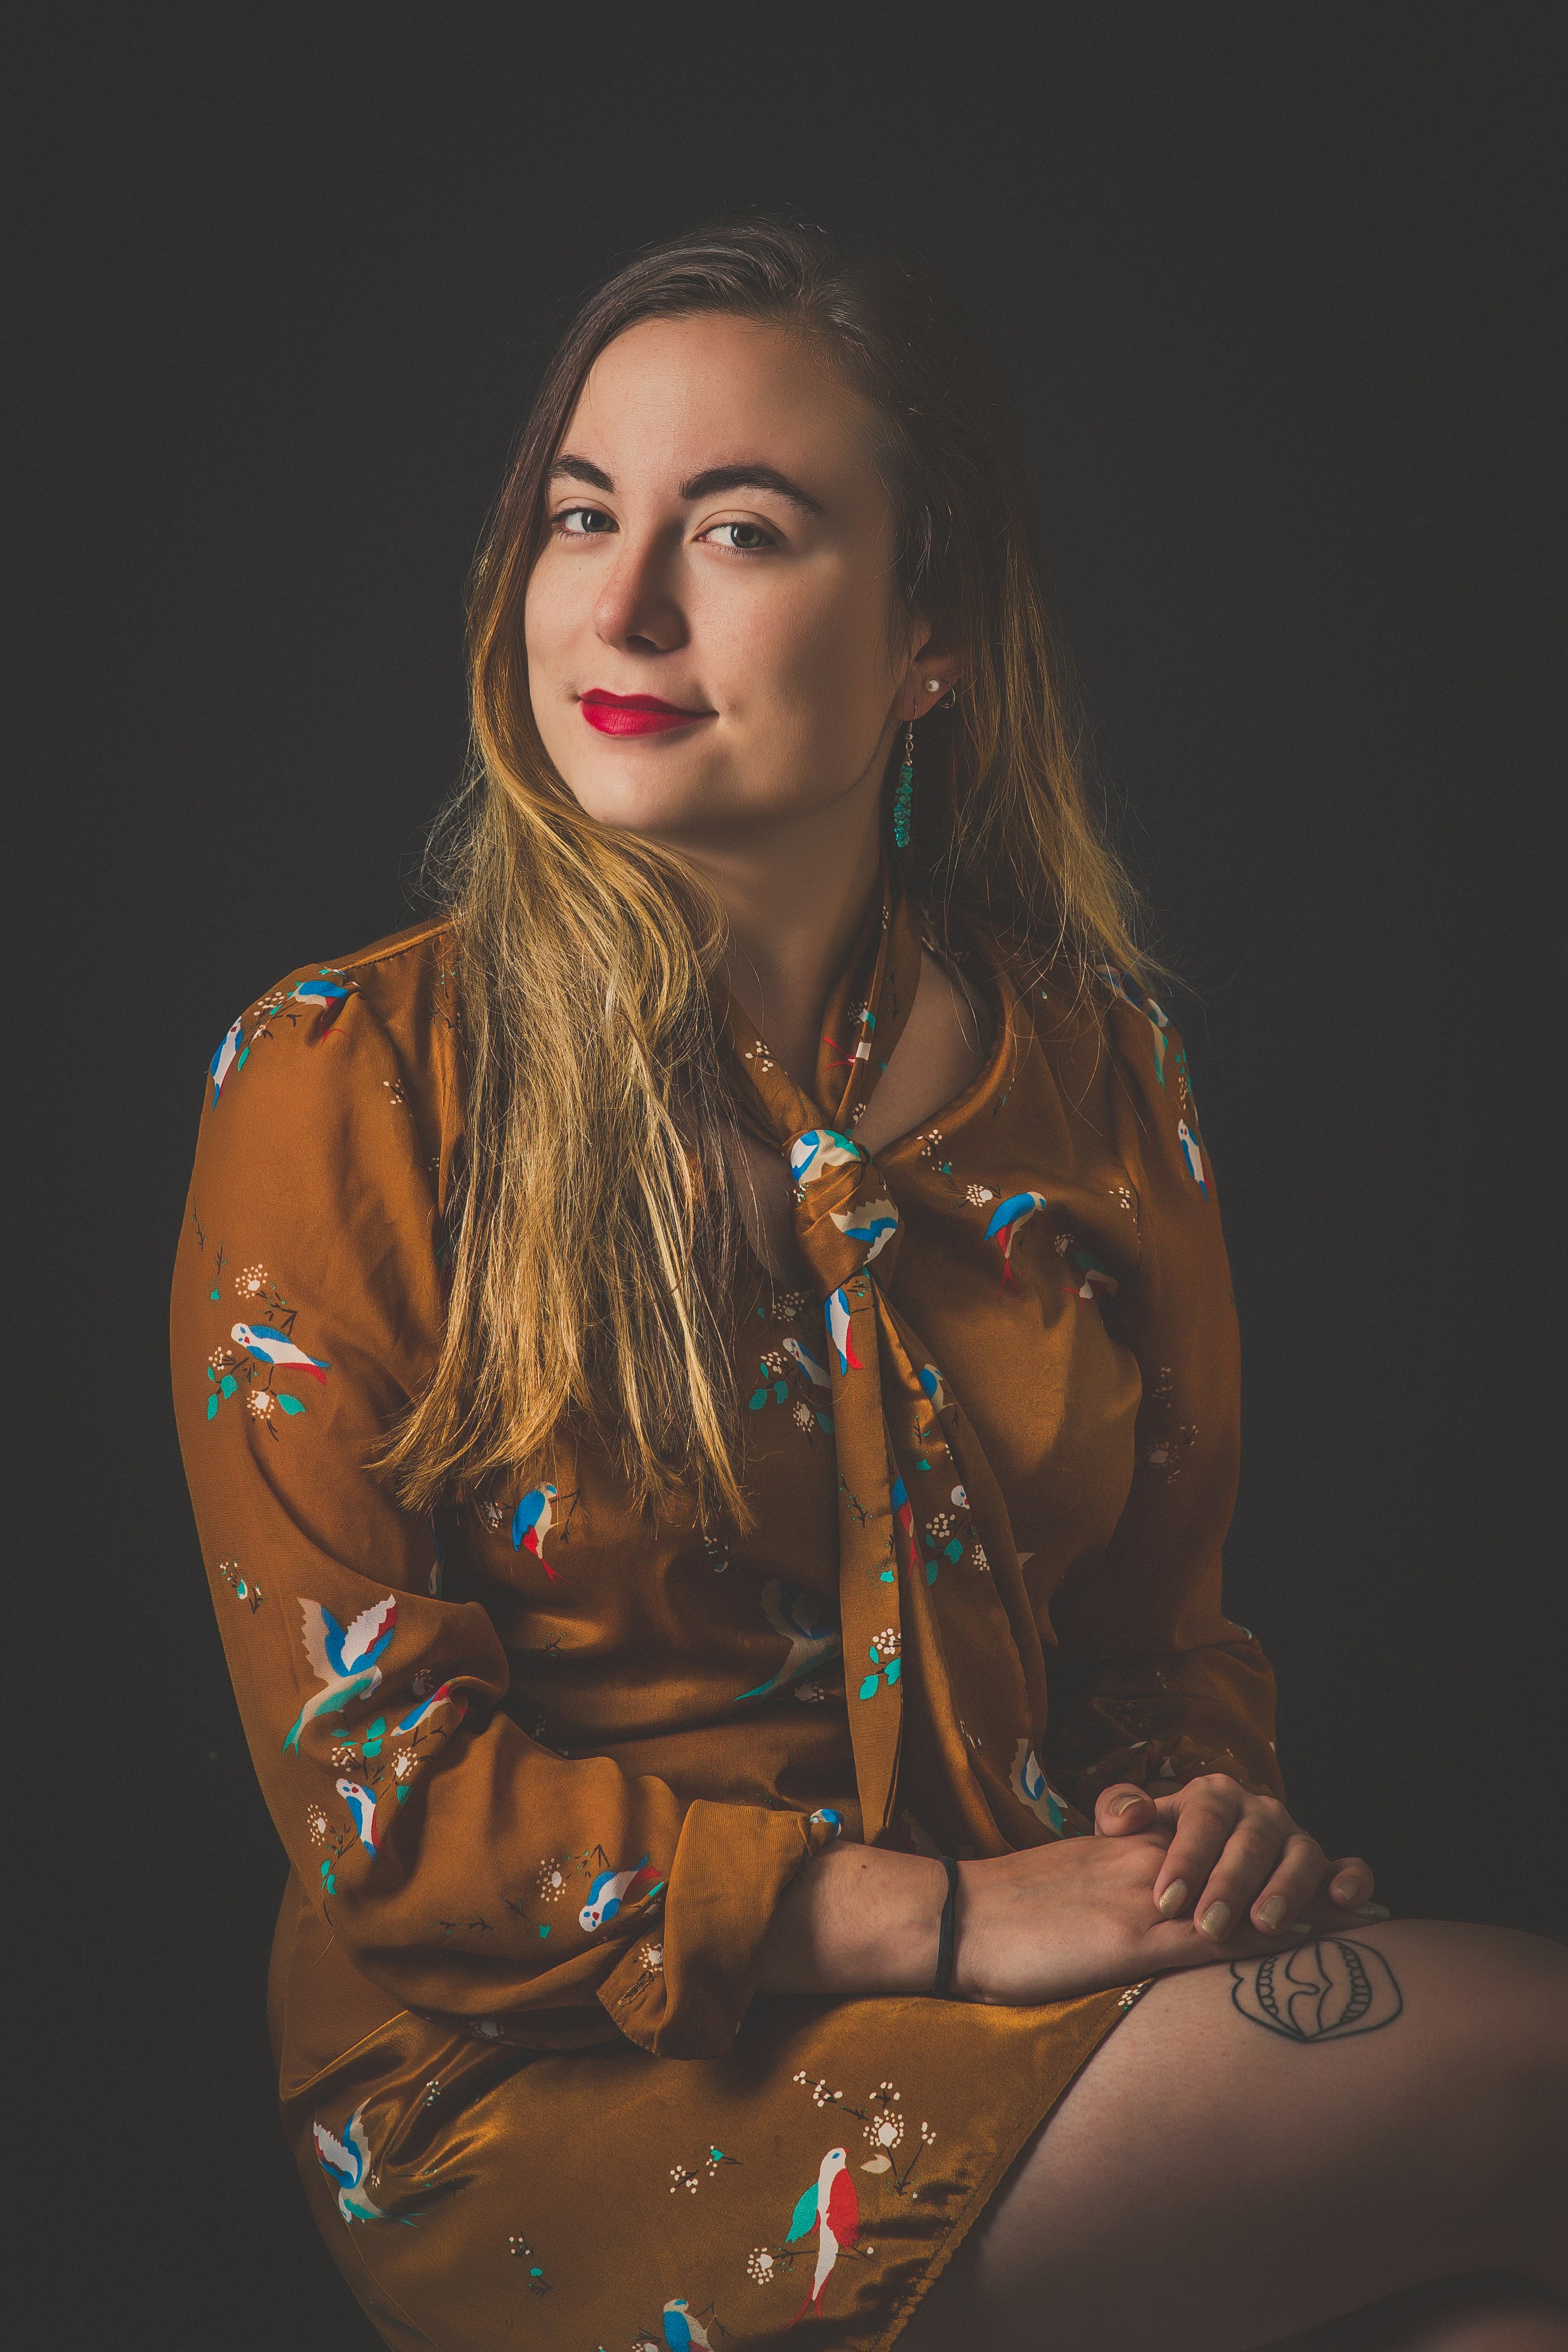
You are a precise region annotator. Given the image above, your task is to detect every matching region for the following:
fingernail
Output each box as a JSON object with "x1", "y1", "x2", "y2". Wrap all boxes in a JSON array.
[
  {"x1": 1110, "y1": 1793, "x2": 1143, "y2": 1817},
  {"x1": 1352, "y1": 1902, "x2": 1390, "y2": 1921},
  {"x1": 1290, "y1": 1921, "x2": 1313, "y2": 1934},
  {"x1": 1156, "y1": 1879, "x2": 1189, "y2": 1917},
  {"x1": 1198, "y1": 1901, "x2": 1231, "y2": 1940},
  {"x1": 1331, "y1": 1876, "x2": 1360, "y2": 1903},
  {"x1": 1255, "y1": 1895, "x2": 1287, "y2": 1931}
]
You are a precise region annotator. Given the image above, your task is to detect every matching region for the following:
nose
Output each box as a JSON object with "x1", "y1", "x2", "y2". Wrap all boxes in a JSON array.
[{"x1": 591, "y1": 526, "x2": 689, "y2": 656}]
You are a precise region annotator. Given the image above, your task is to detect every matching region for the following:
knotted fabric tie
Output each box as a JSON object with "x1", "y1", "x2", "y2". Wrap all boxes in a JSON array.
[{"x1": 723, "y1": 866, "x2": 1082, "y2": 1853}]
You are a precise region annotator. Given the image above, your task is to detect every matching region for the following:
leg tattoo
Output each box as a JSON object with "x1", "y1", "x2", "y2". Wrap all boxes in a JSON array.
[{"x1": 1230, "y1": 1936, "x2": 1404, "y2": 2043}]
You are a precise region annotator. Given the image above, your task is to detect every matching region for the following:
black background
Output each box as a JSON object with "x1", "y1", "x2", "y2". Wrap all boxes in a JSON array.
[{"x1": 15, "y1": 6, "x2": 1564, "y2": 2342}]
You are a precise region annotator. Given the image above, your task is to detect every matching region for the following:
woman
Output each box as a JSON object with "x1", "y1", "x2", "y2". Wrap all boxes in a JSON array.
[{"x1": 171, "y1": 223, "x2": 1566, "y2": 2351}]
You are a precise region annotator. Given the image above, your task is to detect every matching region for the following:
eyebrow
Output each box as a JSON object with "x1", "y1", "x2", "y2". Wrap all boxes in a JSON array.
[{"x1": 548, "y1": 454, "x2": 825, "y2": 519}]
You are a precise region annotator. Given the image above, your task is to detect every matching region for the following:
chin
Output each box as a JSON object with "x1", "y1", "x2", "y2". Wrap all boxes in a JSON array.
[{"x1": 557, "y1": 759, "x2": 781, "y2": 844}]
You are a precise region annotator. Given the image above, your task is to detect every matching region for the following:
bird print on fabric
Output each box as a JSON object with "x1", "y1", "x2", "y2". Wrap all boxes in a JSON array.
[
  {"x1": 917, "y1": 1362, "x2": 948, "y2": 1409},
  {"x1": 733, "y1": 1581, "x2": 842, "y2": 1702},
  {"x1": 1011, "y1": 1739, "x2": 1070, "y2": 1834},
  {"x1": 788, "y1": 1128, "x2": 863, "y2": 1186},
  {"x1": 393, "y1": 1681, "x2": 465, "y2": 1737},
  {"x1": 1065, "y1": 1249, "x2": 1119, "y2": 1303},
  {"x1": 826, "y1": 1286, "x2": 862, "y2": 1375},
  {"x1": 889, "y1": 1474, "x2": 920, "y2": 1580},
  {"x1": 208, "y1": 1015, "x2": 247, "y2": 1105},
  {"x1": 230, "y1": 1321, "x2": 331, "y2": 1384},
  {"x1": 1177, "y1": 1120, "x2": 1208, "y2": 1196},
  {"x1": 289, "y1": 975, "x2": 350, "y2": 1015},
  {"x1": 829, "y1": 1193, "x2": 900, "y2": 1267},
  {"x1": 578, "y1": 1855, "x2": 667, "y2": 1934},
  {"x1": 1096, "y1": 964, "x2": 1172, "y2": 1087},
  {"x1": 336, "y1": 1776, "x2": 380, "y2": 1855},
  {"x1": 985, "y1": 1190, "x2": 1049, "y2": 1289},
  {"x1": 511, "y1": 1484, "x2": 559, "y2": 1579},
  {"x1": 313, "y1": 2106, "x2": 389, "y2": 2223},
  {"x1": 782, "y1": 1334, "x2": 832, "y2": 1390},
  {"x1": 661, "y1": 2298, "x2": 715, "y2": 2350},
  {"x1": 284, "y1": 1595, "x2": 398, "y2": 1752},
  {"x1": 786, "y1": 2146, "x2": 860, "y2": 2324}
]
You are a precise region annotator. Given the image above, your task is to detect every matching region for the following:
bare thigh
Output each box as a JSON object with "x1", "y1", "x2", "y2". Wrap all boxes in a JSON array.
[{"x1": 900, "y1": 1922, "x2": 1567, "y2": 2352}]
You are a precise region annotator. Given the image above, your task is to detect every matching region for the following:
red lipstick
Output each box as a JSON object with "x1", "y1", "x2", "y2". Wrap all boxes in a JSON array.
[{"x1": 578, "y1": 689, "x2": 713, "y2": 737}]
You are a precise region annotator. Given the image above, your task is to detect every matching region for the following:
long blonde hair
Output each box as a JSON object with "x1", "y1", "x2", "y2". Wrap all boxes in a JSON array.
[{"x1": 385, "y1": 220, "x2": 1159, "y2": 1531}]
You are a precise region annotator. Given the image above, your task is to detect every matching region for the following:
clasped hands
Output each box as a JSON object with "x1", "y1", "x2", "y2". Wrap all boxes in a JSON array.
[
  {"x1": 949, "y1": 1774, "x2": 1387, "y2": 2007},
  {"x1": 1093, "y1": 1773, "x2": 1386, "y2": 1944}
]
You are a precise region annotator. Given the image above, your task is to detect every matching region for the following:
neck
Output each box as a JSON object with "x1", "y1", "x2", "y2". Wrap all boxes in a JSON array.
[{"x1": 665, "y1": 766, "x2": 887, "y2": 1097}]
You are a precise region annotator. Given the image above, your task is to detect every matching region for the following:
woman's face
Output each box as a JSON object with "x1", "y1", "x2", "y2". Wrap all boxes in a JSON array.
[{"x1": 524, "y1": 312, "x2": 936, "y2": 846}]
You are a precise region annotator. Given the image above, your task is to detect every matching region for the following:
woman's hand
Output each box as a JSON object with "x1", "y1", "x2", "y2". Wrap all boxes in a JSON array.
[
  {"x1": 1092, "y1": 1774, "x2": 1388, "y2": 1942},
  {"x1": 951, "y1": 1824, "x2": 1337, "y2": 2008}
]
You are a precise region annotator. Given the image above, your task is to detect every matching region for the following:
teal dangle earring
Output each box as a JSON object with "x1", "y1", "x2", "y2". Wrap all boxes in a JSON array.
[{"x1": 892, "y1": 719, "x2": 916, "y2": 849}]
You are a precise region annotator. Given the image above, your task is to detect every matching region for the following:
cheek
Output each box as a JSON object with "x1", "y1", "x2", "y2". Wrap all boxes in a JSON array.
[
  {"x1": 726, "y1": 564, "x2": 893, "y2": 726},
  {"x1": 522, "y1": 563, "x2": 571, "y2": 668}
]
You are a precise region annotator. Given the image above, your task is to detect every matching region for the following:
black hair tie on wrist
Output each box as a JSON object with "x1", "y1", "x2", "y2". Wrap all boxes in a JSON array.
[{"x1": 932, "y1": 1854, "x2": 959, "y2": 1997}]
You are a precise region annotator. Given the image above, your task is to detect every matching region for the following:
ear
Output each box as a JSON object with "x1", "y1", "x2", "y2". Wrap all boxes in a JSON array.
[{"x1": 902, "y1": 622, "x2": 964, "y2": 722}]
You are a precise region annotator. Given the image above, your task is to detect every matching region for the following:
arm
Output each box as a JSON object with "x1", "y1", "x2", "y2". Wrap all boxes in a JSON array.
[
  {"x1": 1042, "y1": 989, "x2": 1286, "y2": 1812},
  {"x1": 171, "y1": 956, "x2": 840, "y2": 2058}
]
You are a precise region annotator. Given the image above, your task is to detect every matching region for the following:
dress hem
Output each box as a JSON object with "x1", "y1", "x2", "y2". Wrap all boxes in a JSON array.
[{"x1": 872, "y1": 1977, "x2": 1153, "y2": 2350}]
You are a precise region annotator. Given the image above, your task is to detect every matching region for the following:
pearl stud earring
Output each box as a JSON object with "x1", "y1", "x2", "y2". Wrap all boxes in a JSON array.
[{"x1": 923, "y1": 678, "x2": 942, "y2": 693}]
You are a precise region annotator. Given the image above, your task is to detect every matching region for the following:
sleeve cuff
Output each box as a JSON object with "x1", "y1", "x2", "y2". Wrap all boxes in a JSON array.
[{"x1": 597, "y1": 1801, "x2": 843, "y2": 2058}]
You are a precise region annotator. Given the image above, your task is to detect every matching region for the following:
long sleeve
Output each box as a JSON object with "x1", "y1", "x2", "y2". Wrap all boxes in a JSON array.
[
  {"x1": 169, "y1": 945, "x2": 839, "y2": 2059},
  {"x1": 1041, "y1": 985, "x2": 1286, "y2": 1812}
]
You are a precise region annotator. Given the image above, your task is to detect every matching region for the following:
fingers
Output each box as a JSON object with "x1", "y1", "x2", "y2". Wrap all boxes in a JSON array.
[
  {"x1": 1151, "y1": 1777, "x2": 1312, "y2": 1945},
  {"x1": 1095, "y1": 1783, "x2": 1159, "y2": 1837},
  {"x1": 1322, "y1": 1855, "x2": 1385, "y2": 1916}
]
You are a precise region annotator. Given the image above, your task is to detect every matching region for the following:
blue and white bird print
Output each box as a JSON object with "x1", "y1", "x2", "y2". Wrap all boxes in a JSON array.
[
  {"x1": 1097, "y1": 964, "x2": 1172, "y2": 1088},
  {"x1": 789, "y1": 1128, "x2": 863, "y2": 1186},
  {"x1": 313, "y1": 2106, "x2": 388, "y2": 2223},
  {"x1": 829, "y1": 1191, "x2": 900, "y2": 1267},
  {"x1": 336, "y1": 1776, "x2": 380, "y2": 1856},
  {"x1": 985, "y1": 1189, "x2": 1049, "y2": 1290},
  {"x1": 578, "y1": 1855, "x2": 666, "y2": 1934},
  {"x1": 231, "y1": 1321, "x2": 331, "y2": 1385},
  {"x1": 209, "y1": 1016, "x2": 247, "y2": 1105},
  {"x1": 1011, "y1": 1739, "x2": 1070, "y2": 1835},
  {"x1": 782, "y1": 1334, "x2": 832, "y2": 1390},
  {"x1": 290, "y1": 974, "x2": 350, "y2": 1015},
  {"x1": 661, "y1": 2298, "x2": 715, "y2": 2350},
  {"x1": 393, "y1": 1680, "x2": 464, "y2": 1738},
  {"x1": 284, "y1": 1594, "x2": 398, "y2": 1752},
  {"x1": 1177, "y1": 1119, "x2": 1208, "y2": 1196},
  {"x1": 733, "y1": 1580, "x2": 842, "y2": 1702}
]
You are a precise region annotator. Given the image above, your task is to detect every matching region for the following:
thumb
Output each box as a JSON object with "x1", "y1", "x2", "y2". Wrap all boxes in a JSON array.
[{"x1": 1095, "y1": 1782, "x2": 1156, "y2": 1836}]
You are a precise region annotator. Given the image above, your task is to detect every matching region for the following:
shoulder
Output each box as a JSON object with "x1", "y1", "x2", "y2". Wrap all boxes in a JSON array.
[{"x1": 199, "y1": 914, "x2": 461, "y2": 1192}]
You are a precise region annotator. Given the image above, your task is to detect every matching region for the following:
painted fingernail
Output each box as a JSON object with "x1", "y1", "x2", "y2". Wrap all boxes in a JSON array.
[
  {"x1": 1331, "y1": 1876, "x2": 1361, "y2": 1903},
  {"x1": 1352, "y1": 1903, "x2": 1390, "y2": 1921},
  {"x1": 1156, "y1": 1879, "x2": 1189, "y2": 1917},
  {"x1": 1198, "y1": 1901, "x2": 1231, "y2": 1939},
  {"x1": 1255, "y1": 1895, "x2": 1287, "y2": 1931},
  {"x1": 1110, "y1": 1793, "x2": 1144, "y2": 1817}
]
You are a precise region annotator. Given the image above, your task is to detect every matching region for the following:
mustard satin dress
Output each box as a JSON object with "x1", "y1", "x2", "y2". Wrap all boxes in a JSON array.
[{"x1": 171, "y1": 868, "x2": 1283, "y2": 2350}]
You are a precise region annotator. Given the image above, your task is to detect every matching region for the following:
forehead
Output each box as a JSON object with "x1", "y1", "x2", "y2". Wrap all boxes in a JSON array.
[{"x1": 562, "y1": 312, "x2": 883, "y2": 496}]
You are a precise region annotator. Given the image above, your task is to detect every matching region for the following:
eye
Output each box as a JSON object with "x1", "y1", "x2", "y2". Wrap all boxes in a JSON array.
[
  {"x1": 554, "y1": 505, "x2": 616, "y2": 538},
  {"x1": 699, "y1": 520, "x2": 777, "y2": 554}
]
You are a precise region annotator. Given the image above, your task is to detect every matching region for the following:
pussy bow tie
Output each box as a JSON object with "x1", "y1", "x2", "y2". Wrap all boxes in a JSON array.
[{"x1": 723, "y1": 867, "x2": 1083, "y2": 1855}]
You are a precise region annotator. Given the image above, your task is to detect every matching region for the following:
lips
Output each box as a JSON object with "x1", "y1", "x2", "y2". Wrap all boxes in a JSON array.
[{"x1": 578, "y1": 689, "x2": 713, "y2": 737}]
